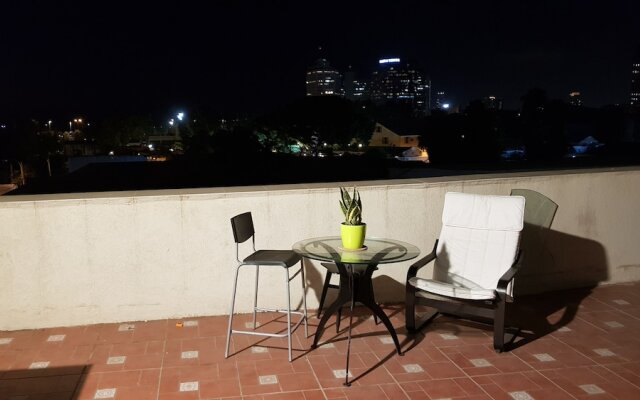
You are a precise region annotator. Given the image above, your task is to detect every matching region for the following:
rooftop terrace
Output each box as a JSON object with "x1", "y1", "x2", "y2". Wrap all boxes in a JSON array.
[{"x1": 2, "y1": 167, "x2": 640, "y2": 399}]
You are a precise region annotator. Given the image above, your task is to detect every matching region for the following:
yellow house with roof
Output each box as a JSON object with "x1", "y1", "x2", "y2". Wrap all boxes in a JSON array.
[{"x1": 368, "y1": 122, "x2": 420, "y2": 148}]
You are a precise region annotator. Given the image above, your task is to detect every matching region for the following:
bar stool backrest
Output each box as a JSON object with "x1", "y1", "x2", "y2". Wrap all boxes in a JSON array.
[{"x1": 231, "y1": 212, "x2": 255, "y2": 244}]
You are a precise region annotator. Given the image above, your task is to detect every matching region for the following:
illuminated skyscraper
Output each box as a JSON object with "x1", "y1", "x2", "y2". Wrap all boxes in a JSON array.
[
  {"x1": 631, "y1": 47, "x2": 640, "y2": 110},
  {"x1": 306, "y1": 58, "x2": 342, "y2": 96},
  {"x1": 351, "y1": 80, "x2": 368, "y2": 100},
  {"x1": 483, "y1": 95, "x2": 503, "y2": 110},
  {"x1": 435, "y1": 91, "x2": 446, "y2": 109},
  {"x1": 343, "y1": 67, "x2": 369, "y2": 101},
  {"x1": 370, "y1": 58, "x2": 428, "y2": 113}
]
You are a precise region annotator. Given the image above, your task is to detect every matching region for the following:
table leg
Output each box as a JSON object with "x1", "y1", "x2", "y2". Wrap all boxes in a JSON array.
[
  {"x1": 344, "y1": 264, "x2": 355, "y2": 386},
  {"x1": 312, "y1": 261, "x2": 403, "y2": 386},
  {"x1": 359, "y1": 296, "x2": 403, "y2": 355},
  {"x1": 356, "y1": 266, "x2": 403, "y2": 355},
  {"x1": 312, "y1": 268, "x2": 351, "y2": 349}
]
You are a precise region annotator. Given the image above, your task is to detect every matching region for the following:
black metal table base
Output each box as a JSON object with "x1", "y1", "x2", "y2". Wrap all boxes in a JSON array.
[{"x1": 312, "y1": 263, "x2": 403, "y2": 386}]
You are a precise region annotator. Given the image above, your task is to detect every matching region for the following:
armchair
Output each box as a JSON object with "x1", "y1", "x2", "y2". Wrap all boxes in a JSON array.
[{"x1": 405, "y1": 192, "x2": 525, "y2": 352}]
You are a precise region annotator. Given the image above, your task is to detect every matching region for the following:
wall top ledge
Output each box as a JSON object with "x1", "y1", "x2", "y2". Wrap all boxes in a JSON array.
[{"x1": 1, "y1": 165, "x2": 639, "y2": 204}]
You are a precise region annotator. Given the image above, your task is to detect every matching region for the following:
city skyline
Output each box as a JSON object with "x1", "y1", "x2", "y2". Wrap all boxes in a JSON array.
[{"x1": 1, "y1": 1, "x2": 639, "y2": 120}]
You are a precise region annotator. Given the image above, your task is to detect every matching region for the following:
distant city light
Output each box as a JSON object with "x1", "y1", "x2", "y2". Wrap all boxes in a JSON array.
[
  {"x1": 148, "y1": 144, "x2": 154, "y2": 150},
  {"x1": 168, "y1": 119, "x2": 174, "y2": 126},
  {"x1": 442, "y1": 103, "x2": 450, "y2": 109},
  {"x1": 379, "y1": 58, "x2": 401, "y2": 64},
  {"x1": 177, "y1": 112, "x2": 184, "y2": 121}
]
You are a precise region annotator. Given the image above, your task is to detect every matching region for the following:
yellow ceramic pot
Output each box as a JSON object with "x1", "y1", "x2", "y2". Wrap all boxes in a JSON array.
[{"x1": 340, "y1": 223, "x2": 366, "y2": 249}]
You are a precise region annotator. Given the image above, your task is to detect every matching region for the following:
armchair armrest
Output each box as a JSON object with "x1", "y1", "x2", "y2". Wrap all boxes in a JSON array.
[
  {"x1": 407, "y1": 240, "x2": 438, "y2": 280},
  {"x1": 496, "y1": 250, "x2": 523, "y2": 299}
]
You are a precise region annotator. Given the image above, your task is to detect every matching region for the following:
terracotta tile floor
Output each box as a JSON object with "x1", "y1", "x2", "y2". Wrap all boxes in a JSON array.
[{"x1": 2, "y1": 282, "x2": 640, "y2": 400}]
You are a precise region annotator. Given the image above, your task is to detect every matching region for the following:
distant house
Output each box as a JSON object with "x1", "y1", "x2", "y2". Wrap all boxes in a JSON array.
[
  {"x1": 368, "y1": 122, "x2": 421, "y2": 148},
  {"x1": 567, "y1": 135, "x2": 604, "y2": 157},
  {"x1": 63, "y1": 141, "x2": 99, "y2": 157},
  {"x1": 395, "y1": 146, "x2": 430, "y2": 163}
]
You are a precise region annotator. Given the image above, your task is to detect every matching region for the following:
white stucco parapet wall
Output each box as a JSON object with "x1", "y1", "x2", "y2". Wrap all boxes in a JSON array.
[{"x1": 1, "y1": 167, "x2": 640, "y2": 330}]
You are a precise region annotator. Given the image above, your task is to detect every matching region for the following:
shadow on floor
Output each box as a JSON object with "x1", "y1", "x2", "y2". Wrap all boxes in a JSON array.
[
  {"x1": 0, "y1": 364, "x2": 89, "y2": 400},
  {"x1": 508, "y1": 285, "x2": 595, "y2": 350}
]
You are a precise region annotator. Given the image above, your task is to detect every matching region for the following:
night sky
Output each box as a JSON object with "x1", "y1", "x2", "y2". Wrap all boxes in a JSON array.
[{"x1": 1, "y1": 0, "x2": 639, "y2": 122}]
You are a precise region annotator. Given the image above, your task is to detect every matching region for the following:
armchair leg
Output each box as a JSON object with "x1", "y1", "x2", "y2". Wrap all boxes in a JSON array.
[
  {"x1": 406, "y1": 284, "x2": 439, "y2": 332},
  {"x1": 405, "y1": 286, "x2": 417, "y2": 332},
  {"x1": 493, "y1": 298, "x2": 506, "y2": 352}
]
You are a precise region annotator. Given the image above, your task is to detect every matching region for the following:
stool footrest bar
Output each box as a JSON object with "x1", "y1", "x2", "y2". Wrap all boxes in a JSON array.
[{"x1": 231, "y1": 315, "x2": 306, "y2": 338}]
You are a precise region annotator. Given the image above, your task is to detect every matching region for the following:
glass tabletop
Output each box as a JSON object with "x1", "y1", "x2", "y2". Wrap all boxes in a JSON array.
[{"x1": 292, "y1": 236, "x2": 420, "y2": 265}]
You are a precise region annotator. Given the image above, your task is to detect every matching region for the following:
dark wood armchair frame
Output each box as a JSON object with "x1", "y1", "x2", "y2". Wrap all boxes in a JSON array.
[{"x1": 405, "y1": 239, "x2": 523, "y2": 352}]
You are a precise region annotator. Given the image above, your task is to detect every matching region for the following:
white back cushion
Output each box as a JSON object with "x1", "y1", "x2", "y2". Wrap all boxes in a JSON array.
[{"x1": 434, "y1": 192, "x2": 525, "y2": 293}]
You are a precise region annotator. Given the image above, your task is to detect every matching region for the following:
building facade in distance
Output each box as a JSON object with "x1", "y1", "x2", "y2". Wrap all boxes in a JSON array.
[
  {"x1": 631, "y1": 47, "x2": 640, "y2": 111},
  {"x1": 483, "y1": 95, "x2": 503, "y2": 110},
  {"x1": 343, "y1": 67, "x2": 369, "y2": 101},
  {"x1": 369, "y1": 58, "x2": 428, "y2": 114},
  {"x1": 306, "y1": 58, "x2": 342, "y2": 96},
  {"x1": 435, "y1": 91, "x2": 447, "y2": 110},
  {"x1": 569, "y1": 91, "x2": 583, "y2": 107}
]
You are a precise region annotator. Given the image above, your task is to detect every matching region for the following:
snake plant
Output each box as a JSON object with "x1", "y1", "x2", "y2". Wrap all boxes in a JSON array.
[{"x1": 339, "y1": 187, "x2": 363, "y2": 225}]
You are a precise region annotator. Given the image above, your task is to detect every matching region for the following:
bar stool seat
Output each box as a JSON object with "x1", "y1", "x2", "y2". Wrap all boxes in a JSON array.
[{"x1": 244, "y1": 250, "x2": 301, "y2": 266}]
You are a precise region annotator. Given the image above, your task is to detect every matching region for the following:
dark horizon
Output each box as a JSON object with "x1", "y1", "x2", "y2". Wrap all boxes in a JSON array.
[{"x1": 1, "y1": 1, "x2": 639, "y2": 122}]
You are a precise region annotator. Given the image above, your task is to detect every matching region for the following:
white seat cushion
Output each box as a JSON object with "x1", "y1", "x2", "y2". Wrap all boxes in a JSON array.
[
  {"x1": 431, "y1": 192, "x2": 524, "y2": 297},
  {"x1": 442, "y1": 192, "x2": 525, "y2": 231},
  {"x1": 409, "y1": 276, "x2": 496, "y2": 300}
]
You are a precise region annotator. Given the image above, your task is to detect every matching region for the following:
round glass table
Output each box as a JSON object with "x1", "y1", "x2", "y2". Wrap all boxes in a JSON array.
[
  {"x1": 293, "y1": 236, "x2": 420, "y2": 266},
  {"x1": 293, "y1": 236, "x2": 420, "y2": 385}
]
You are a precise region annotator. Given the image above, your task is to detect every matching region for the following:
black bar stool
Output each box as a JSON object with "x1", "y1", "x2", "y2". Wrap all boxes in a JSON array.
[{"x1": 225, "y1": 212, "x2": 308, "y2": 362}]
